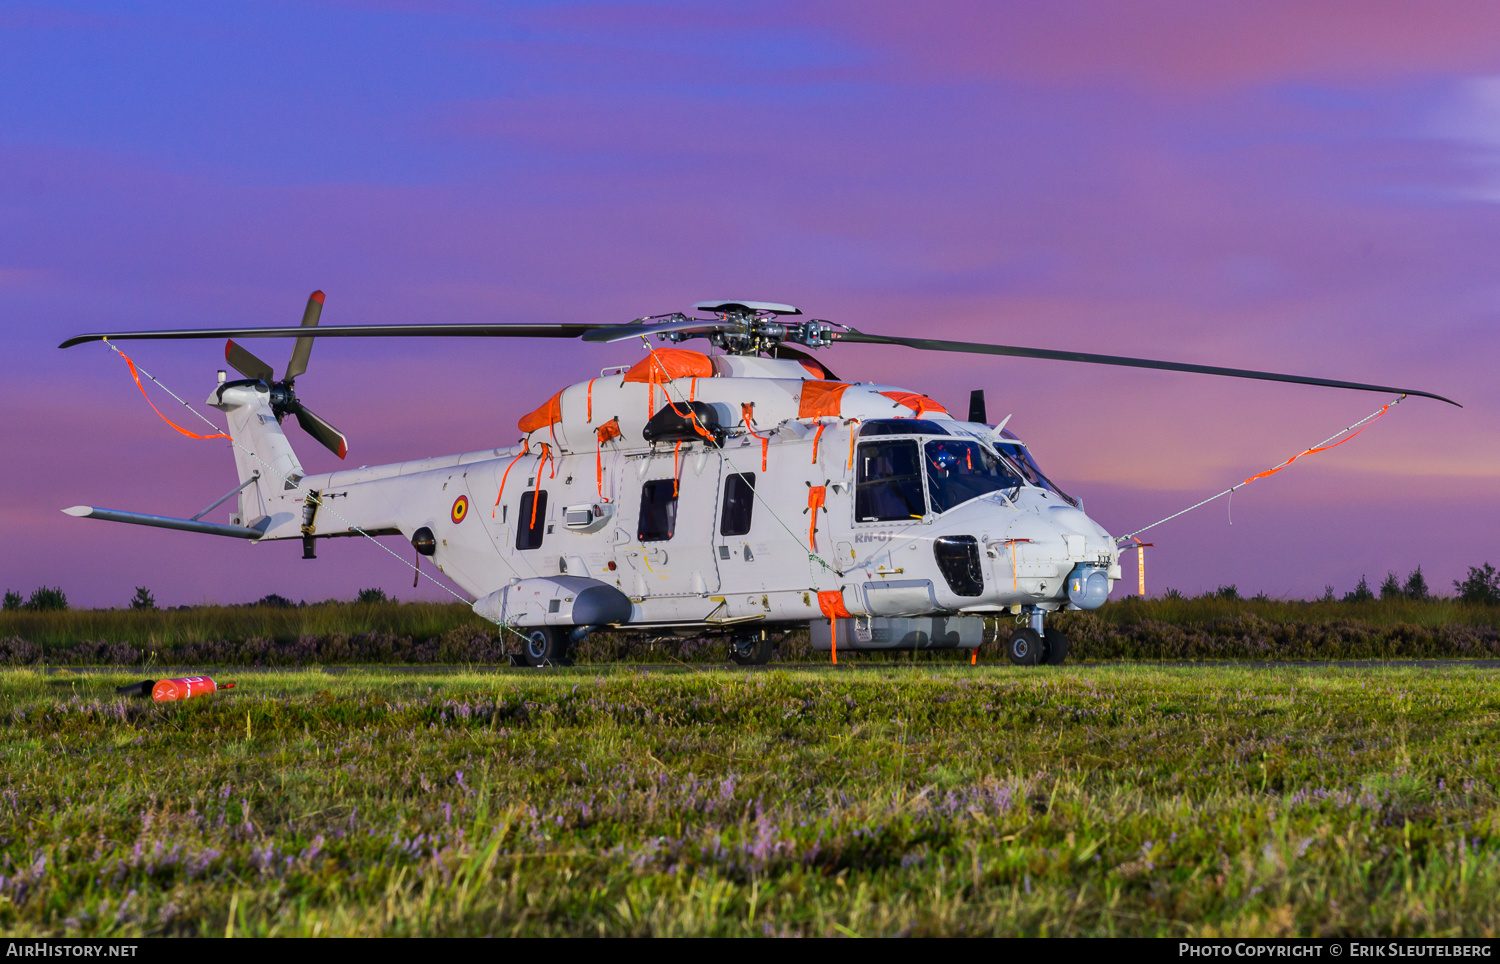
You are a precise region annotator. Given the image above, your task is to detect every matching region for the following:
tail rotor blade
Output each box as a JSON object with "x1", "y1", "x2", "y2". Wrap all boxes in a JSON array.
[
  {"x1": 284, "y1": 290, "x2": 324, "y2": 382},
  {"x1": 292, "y1": 403, "x2": 348, "y2": 460},
  {"x1": 224, "y1": 339, "x2": 276, "y2": 383}
]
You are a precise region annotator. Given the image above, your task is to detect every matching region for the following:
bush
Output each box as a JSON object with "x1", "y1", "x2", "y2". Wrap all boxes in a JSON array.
[
  {"x1": 1380, "y1": 571, "x2": 1403, "y2": 600},
  {"x1": 1344, "y1": 575, "x2": 1374, "y2": 603},
  {"x1": 2, "y1": 591, "x2": 20, "y2": 612},
  {"x1": 24, "y1": 587, "x2": 67, "y2": 612},
  {"x1": 253, "y1": 594, "x2": 296, "y2": 609},
  {"x1": 1214, "y1": 585, "x2": 1239, "y2": 600},
  {"x1": 1404, "y1": 566, "x2": 1430, "y2": 601},
  {"x1": 1455, "y1": 563, "x2": 1500, "y2": 606},
  {"x1": 357, "y1": 588, "x2": 390, "y2": 604},
  {"x1": 130, "y1": 587, "x2": 156, "y2": 611}
]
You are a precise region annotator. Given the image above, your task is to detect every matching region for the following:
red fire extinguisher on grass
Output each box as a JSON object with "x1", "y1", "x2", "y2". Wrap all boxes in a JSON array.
[{"x1": 116, "y1": 677, "x2": 237, "y2": 701}]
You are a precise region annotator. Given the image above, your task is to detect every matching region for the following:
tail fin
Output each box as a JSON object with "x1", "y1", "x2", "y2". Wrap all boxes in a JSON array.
[{"x1": 207, "y1": 380, "x2": 305, "y2": 525}]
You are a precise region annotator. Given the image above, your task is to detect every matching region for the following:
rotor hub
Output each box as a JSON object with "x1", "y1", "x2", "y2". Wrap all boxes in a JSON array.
[
  {"x1": 267, "y1": 381, "x2": 298, "y2": 419},
  {"x1": 649, "y1": 309, "x2": 839, "y2": 355}
]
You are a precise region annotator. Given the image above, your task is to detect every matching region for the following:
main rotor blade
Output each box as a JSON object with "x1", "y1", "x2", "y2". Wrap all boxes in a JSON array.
[
  {"x1": 224, "y1": 339, "x2": 275, "y2": 383},
  {"x1": 836, "y1": 329, "x2": 1460, "y2": 407},
  {"x1": 291, "y1": 403, "x2": 348, "y2": 460},
  {"x1": 60, "y1": 323, "x2": 609, "y2": 349},
  {"x1": 283, "y1": 290, "x2": 324, "y2": 383},
  {"x1": 580, "y1": 319, "x2": 740, "y2": 344}
]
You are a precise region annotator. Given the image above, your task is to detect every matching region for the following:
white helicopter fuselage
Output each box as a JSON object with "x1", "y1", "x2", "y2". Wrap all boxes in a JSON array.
[{"x1": 209, "y1": 351, "x2": 1121, "y2": 638}]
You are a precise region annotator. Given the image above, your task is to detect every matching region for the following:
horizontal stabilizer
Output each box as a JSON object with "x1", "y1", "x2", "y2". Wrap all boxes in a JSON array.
[{"x1": 62, "y1": 506, "x2": 269, "y2": 540}]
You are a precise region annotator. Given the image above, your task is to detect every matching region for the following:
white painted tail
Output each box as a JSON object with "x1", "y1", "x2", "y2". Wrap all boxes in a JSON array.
[{"x1": 207, "y1": 381, "x2": 305, "y2": 526}]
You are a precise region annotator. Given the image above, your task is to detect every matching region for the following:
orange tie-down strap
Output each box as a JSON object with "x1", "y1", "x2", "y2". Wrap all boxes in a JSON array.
[
  {"x1": 492, "y1": 441, "x2": 531, "y2": 518},
  {"x1": 530, "y1": 442, "x2": 554, "y2": 528},
  {"x1": 817, "y1": 588, "x2": 853, "y2": 664},
  {"x1": 805, "y1": 484, "x2": 826, "y2": 551},
  {"x1": 742, "y1": 402, "x2": 770, "y2": 471},
  {"x1": 594, "y1": 417, "x2": 621, "y2": 500},
  {"x1": 117, "y1": 346, "x2": 229, "y2": 441},
  {"x1": 1001, "y1": 538, "x2": 1032, "y2": 591}
]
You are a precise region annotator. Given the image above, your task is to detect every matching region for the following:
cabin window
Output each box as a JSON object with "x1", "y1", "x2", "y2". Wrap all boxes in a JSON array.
[
  {"x1": 515, "y1": 490, "x2": 547, "y2": 550},
  {"x1": 637, "y1": 479, "x2": 678, "y2": 542},
  {"x1": 855, "y1": 440, "x2": 927, "y2": 522},
  {"x1": 720, "y1": 473, "x2": 756, "y2": 536}
]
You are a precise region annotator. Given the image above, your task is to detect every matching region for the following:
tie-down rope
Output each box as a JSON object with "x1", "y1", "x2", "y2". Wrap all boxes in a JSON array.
[
  {"x1": 1117, "y1": 394, "x2": 1405, "y2": 545},
  {"x1": 99, "y1": 343, "x2": 519, "y2": 634}
]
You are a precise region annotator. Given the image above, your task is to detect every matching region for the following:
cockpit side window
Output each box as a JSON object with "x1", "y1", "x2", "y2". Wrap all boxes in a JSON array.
[
  {"x1": 995, "y1": 439, "x2": 1078, "y2": 507},
  {"x1": 924, "y1": 440, "x2": 1022, "y2": 514},
  {"x1": 855, "y1": 440, "x2": 927, "y2": 522}
]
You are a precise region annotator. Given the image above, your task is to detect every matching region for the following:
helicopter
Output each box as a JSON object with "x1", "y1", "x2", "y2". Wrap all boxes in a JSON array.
[{"x1": 59, "y1": 295, "x2": 1457, "y2": 667}]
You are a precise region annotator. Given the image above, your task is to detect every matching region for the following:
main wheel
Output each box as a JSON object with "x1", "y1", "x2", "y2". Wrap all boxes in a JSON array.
[
  {"x1": 1043, "y1": 628, "x2": 1069, "y2": 666},
  {"x1": 728, "y1": 633, "x2": 773, "y2": 666},
  {"x1": 522, "y1": 627, "x2": 571, "y2": 667},
  {"x1": 1007, "y1": 627, "x2": 1044, "y2": 666}
]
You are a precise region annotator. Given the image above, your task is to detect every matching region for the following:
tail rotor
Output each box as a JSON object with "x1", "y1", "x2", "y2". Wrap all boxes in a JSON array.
[{"x1": 222, "y1": 290, "x2": 348, "y2": 460}]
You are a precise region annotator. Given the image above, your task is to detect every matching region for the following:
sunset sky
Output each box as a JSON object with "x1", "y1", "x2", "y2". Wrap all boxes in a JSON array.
[{"x1": 2, "y1": 1, "x2": 1497, "y2": 608}]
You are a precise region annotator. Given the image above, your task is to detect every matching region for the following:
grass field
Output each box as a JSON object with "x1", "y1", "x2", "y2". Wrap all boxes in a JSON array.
[{"x1": 3, "y1": 664, "x2": 1498, "y2": 936}]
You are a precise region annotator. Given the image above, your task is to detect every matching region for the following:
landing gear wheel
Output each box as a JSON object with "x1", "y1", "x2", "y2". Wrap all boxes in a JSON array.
[
  {"x1": 522, "y1": 627, "x2": 572, "y2": 668},
  {"x1": 1043, "y1": 628, "x2": 1069, "y2": 666},
  {"x1": 1007, "y1": 627, "x2": 1044, "y2": 666},
  {"x1": 728, "y1": 633, "x2": 773, "y2": 666}
]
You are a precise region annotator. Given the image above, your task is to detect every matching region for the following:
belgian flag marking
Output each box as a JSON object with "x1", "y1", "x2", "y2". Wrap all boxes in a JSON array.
[{"x1": 451, "y1": 494, "x2": 469, "y2": 525}]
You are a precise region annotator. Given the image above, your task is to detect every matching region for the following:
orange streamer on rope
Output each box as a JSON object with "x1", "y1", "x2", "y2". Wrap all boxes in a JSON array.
[
  {"x1": 811, "y1": 422, "x2": 826, "y2": 464},
  {"x1": 1239, "y1": 402, "x2": 1393, "y2": 486},
  {"x1": 116, "y1": 345, "x2": 229, "y2": 441},
  {"x1": 492, "y1": 441, "x2": 530, "y2": 518},
  {"x1": 587, "y1": 378, "x2": 595, "y2": 423},
  {"x1": 673, "y1": 440, "x2": 683, "y2": 497}
]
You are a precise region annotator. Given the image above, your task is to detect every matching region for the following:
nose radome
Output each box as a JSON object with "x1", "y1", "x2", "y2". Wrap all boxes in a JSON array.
[{"x1": 1048, "y1": 505, "x2": 1113, "y2": 543}]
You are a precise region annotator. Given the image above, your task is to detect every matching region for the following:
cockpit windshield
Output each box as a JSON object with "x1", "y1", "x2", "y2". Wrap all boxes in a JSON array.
[
  {"x1": 923, "y1": 439, "x2": 1023, "y2": 514},
  {"x1": 994, "y1": 436, "x2": 1078, "y2": 507}
]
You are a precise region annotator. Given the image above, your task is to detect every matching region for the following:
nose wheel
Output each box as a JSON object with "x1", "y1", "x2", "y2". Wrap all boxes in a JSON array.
[
  {"x1": 1006, "y1": 613, "x2": 1069, "y2": 666},
  {"x1": 1006, "y1": 627, "x2": 1044, "y2": 665}
]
